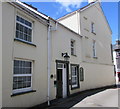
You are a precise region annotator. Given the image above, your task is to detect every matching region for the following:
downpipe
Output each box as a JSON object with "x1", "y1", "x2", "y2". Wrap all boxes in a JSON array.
[
  {"x1": 47, "y1": 21, "x2": 58, "y2": 106},
  {"x1": 47, "y1": 24, "x2": 51, "y2": 106}
]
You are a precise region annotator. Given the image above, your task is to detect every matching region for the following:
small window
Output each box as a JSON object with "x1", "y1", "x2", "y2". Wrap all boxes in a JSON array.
[
  {"x1": 110, "y1": 44, "x2": 114, "y2": 62},
  {"x1": 71, "y1": 65, "x2": 79, "y2": 89},
  {"x1": 117, "y1": 59, "x2": 120, "y2": 69},
  {"x1": 83, "y1": 16, "x2": 87, "y2": 20},
  {"x1": 80, "y1": 67, "x2": 84, "y2": 81},
  {"x1": 71, "y1": 40, "x2": 76, "y2": 55},
  {"x1": 93, "y1": 40, "x2": 96, "y2": 58},
  {"x1": 16, "y1": 15, "x2": 32, "y2": 42},
  {"x1": 91, "y1": 22, "x2": 95, "y2": 34},
  {"x1": 13, "y1": 60, "x2": 32, "y2": 94}
]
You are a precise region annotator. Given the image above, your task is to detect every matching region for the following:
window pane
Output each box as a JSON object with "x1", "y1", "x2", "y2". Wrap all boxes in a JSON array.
[
  {"x1": 91, "y1": 23, "x2": 95, "y2": 33},
  {"x1": 16, "y1": 31, "x2": 19, "y2": 38},
  {"x1": 20, "y1": 24, "x2": 23, "y2": 31},
  {"x1": 20, "y1": 32, "x2": 23, "y2": 39},
  {"x1": 29, "y1": 22, "x2": 32, "y2": 27},
  {"x1": 16, "y1": 16, "x2": 21, "y2": 22},
  {"x1": 71, "y1": 65, "x2": 78, "y2": 88},
  {"x1": 28, "y1": 29, "x2": 32, "y2": 36},
  {"x1": 28, "y1": 36, "x2": 31, "y2": 42},
  {"x1": 20, "y1": 17, "x2": 24, "y2": 24},
  {"x1": 13, "y1": 76, "x2": 31, "y2": 90},
  {"x1": 16, "y1": 23, "x2": 19, "y2": 30},
  {"x1": 24, "y1": 27, "x2": 27, "y2": 34},
  {"x1": 80, "y1": 72, "x2": 84, "y2": 81},
  {"x1": 71, "y1": 48, "x2": 74, "y2": 55},
  {"x1": 14, "y1": 60, "x2": 32, "y2": 75},
  {"x1": 71, "y1": 40, "x2": 75, "y2": 55},
  {"x1": 71, "y1": 41, "x2": 74, "y2": 47},
  {"x1": 24, "y1": 34, "x2": 27, "y2": 41},
  {"x1": 72, "y1": 77, "x2": 77, "y2": 85},
  {"x1": 16, "y1": 16, "x2": 32, "y2": 42},
  {"x1": 93, "y1": 40, "x2": 96, "y2": 57},
  {"x1": 14, "y1": 60, "x2": 19, "y2": 66},
  {"x1": 14, "y1": 67, "x2": 19, "y2": 74},
  {"x1": 25, "y1": 20, "x2": 32, "y2": 27}
]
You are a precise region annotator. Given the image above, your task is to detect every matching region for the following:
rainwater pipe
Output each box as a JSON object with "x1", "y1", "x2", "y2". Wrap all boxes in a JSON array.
[{"x1": 47, "y1": 20, "x2": 58, "y2": 106}]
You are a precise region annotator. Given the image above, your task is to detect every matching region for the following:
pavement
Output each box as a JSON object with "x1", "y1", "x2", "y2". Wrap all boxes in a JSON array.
[
  {"x1": 72, "y1": 84, "x2": 120, "y2": 108},
  {"x1": 32, "y1": 85, "x2": 119, "y2": 109},
  {"x1": 73, "y1": 88, "x2": 118, "y2": 108}
]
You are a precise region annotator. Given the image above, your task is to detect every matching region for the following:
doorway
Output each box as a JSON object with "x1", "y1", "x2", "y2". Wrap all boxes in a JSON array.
[{"x1": 56, "y1": 63, "x2": 67, "y2": 98}]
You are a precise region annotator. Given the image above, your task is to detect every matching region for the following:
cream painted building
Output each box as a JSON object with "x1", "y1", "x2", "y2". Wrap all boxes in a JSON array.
[
  {"x1": 0, "y1": 0, "x2": 115, "y2": 108},
  {"x1": 113, "y1": 40, "x2": 120, "y2": 83}
]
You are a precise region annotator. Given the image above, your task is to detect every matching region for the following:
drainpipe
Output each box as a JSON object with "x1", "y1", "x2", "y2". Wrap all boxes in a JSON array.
[
  {"x1": 47, "y1": 20, "x2": 58, "y2": 106},
  {"x1": 47, "y1": 23, "x2": 51, "y2": 106}
]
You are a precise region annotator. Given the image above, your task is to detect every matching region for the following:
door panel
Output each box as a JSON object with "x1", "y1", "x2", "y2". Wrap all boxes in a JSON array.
[{"x1": 57, "y1": 69, "x2": 63, "y2": 98}]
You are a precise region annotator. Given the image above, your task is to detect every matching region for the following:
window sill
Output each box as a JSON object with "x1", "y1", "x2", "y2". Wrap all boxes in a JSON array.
[
  {"x1": 71, "y1": 86, "x2": 80, "y2": 90},
  {"x1": 71, "y1": 54, "x2": 77, "y2": 57},
  {"x1": 91, "y1": 32, "x2": 96, "y2": 35},
  {"x1": 14, "y1": 38, "x2": 37, "y2": 47},
  {"x1": 11, "y1": 90, "x2": 36, "y2": 97},
  {"x1": 80, "y1": 80, "x2": 84, "y2": 82}
]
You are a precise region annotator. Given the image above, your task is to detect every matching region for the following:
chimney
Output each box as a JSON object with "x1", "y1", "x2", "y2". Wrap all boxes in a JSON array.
[{"x1": 88, "y1": 0, "x2": 101, "y2": 3}]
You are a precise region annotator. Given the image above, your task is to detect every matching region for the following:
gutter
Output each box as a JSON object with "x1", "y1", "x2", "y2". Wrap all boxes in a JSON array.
[{"x1": 16, "y1": 0, "x2": 48, "y2": 20}]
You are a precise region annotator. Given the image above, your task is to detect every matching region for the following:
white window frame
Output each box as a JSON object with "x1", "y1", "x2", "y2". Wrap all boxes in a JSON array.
[
  {"x1": 71, "y1": 65, "x2": 78, "y2": 88},
  {"x1": 13, "y1": 59, "x2": 33, "y2": 94},
  {"x1": 71, "y1": 39, "x2": 76, "y2": 55},
  {"x1": 93, "y1": 40, "x2": 96, "y2": 58},
  {"x1": 15, "y1": 15, "x2": 33, "y2": 43}
]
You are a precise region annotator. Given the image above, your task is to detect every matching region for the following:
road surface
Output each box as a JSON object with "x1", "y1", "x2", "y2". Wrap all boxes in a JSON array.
[{"x1": 73, "y1": 87, "x2": 119, "y2": 108}]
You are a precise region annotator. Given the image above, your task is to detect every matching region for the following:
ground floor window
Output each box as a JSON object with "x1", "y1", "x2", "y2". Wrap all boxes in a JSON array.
[
  {"x1": 71, "y1": 64, "x2": 79, "y2": 89},
  {"x1": 13, "y1": 59, "x2": 32, "y2": 94}
]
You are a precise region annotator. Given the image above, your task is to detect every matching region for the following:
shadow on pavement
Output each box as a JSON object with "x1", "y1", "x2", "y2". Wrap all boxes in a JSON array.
[{"x1": 31, "y1": 85, "x2": 117, "y2": 109}]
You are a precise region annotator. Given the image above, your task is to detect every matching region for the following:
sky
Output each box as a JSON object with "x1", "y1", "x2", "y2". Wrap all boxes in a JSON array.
[{"x1": 23, "y1": 1, "x2": 118, "y2": 44}]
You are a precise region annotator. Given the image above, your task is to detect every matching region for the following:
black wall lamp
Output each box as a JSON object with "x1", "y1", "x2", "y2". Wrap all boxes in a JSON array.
[{"x1": 62, "y1": 52, "x2": 70, "y2": 61}]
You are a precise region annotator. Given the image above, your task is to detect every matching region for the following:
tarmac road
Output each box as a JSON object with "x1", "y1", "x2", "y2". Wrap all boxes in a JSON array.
[{"x1": 73, "y1": 86, "x2": 119, "y2": 108}]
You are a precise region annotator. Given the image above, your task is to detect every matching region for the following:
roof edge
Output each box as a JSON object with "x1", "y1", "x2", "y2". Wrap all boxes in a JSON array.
[
  {"x1": 10, "y1": 1, "x2": 83, "y2": 38},
  {"x1": 57, "y1": 1, "x2": 96, "y2": 21}
]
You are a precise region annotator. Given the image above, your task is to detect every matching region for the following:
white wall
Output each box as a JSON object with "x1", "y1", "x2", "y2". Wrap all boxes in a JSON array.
[
  {"x1": 80, "y1": 3, "x2": 112, "y2": 64},
  {"x1": 50, "y1": 21, "x2": 82, "y2": 98},
  {"x1": 0, "y1": 1, "x2": 2, "y2": 108},
  {"x1": 2, "y1": 2, "x2": 116, "y2": 108},
  {"x1": 58, "y1": 2, "x2": 115, "y2": 90},
  {"x1": 58, "y1": 12, "x2": 80, "y2": 34},
  {"x1": 113, "y1": 51, "x2": 119, "y2": 83},
  {"x1": 80, "y1": 2, "x2": 115, "y2": 87},
  {"x1": 80, "y1": 62, "x2": 115, "y2": 91},
  {"x1": 113, "y1": 51, "x2": 117, "y2": 67}
]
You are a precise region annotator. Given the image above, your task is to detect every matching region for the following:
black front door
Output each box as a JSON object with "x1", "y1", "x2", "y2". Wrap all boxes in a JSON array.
[{"x1": 57, "y1": 69, "x2": 63, "y2": 98}]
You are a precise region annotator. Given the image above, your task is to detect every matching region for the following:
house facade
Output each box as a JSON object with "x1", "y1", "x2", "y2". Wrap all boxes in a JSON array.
[
  {"x1": 0, "y1": 0, "x2": 115, "y2": 108},
  {"x1": 57, "y1": 0, "x2": 115, "y2": 89}
]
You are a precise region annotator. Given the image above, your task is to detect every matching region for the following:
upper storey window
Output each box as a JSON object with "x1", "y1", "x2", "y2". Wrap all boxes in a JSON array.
[
  {"x1": 71, "y1": 39, "x2": 76, "y2": 56},
  {"x1": 91, "y1": 22, "x2": 95, "y2": 34},
  {"x1": 16, "y1": 15, "x2": 32, "y2": 42},
  {"x1": 93, "y1": 40, "x2": 96, "y2": 58}
]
